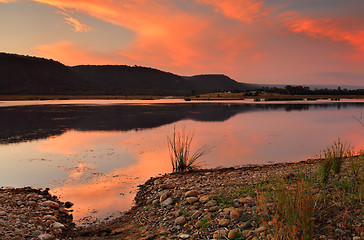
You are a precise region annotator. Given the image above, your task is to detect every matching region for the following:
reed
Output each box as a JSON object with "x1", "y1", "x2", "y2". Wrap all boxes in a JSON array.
[{"x1": 167, "y1": 127, "x2": 212, "y2": 172}]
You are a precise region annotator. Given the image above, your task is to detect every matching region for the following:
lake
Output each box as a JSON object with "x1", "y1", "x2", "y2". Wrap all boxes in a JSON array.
[{"x1": 0, "y1": 99, "x2": 363, "y2": 225}]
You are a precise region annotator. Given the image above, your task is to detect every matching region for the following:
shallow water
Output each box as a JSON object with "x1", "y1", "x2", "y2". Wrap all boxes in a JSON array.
[{"x1": 0, "y1": 100, "x2": 363, "y2": 225}]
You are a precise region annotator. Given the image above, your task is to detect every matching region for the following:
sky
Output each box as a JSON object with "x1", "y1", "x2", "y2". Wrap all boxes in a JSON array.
[{"x1": 1, "y1": 0, "x2": 364, "y2": 86}]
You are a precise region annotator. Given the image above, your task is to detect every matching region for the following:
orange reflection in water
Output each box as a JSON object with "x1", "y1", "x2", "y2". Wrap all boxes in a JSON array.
[{"x1": 42, "y1": 106, "x2": 364, "y2": 224}]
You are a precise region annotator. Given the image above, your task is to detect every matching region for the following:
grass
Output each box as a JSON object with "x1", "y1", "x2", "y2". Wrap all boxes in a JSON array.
[
  {"x1": 200, "y1": 216, "x2": 209, "y2": 232},
  {"x1": 319, "y1": 138, "x2": 352, "y2": 183},
  {"x1": 167, "y1": 127, "x2": 212, "y2": 172}
]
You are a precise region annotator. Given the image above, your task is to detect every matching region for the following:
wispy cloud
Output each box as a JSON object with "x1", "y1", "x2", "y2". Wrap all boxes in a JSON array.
[
  {"x1": 281, "y1": 12, "x2": 364, "y2": 61},
  {"x1": 195, "y1": 0, "x2": 270, "y2": 23},
  {"x1": 57, "y1": 11, "x2": 93, "y2": 32}
]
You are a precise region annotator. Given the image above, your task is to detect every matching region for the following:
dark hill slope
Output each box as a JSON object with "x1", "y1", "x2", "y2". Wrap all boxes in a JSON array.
[
  {"x1": 185, "y1": 74, "x2": 255, "y2": 92},
  {"x1": 0, "y1": 52, "x2": 254, "y2": 95},
  {"x1": 70, "y1": 65, "x2": 195, "y2": 95},
  {"x1": 0, "y1": 53, "x2": 87, "y2": 94}
]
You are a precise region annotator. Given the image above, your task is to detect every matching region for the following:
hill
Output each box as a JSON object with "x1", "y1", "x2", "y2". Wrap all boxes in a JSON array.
[{"x1": 0, "y1": 52, "x2": 254, "y2": 95}]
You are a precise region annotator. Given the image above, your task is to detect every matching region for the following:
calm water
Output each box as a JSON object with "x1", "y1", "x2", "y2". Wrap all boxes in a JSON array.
[{"x1": 0, "y1": 99, "x2": 363, "y2": 225}]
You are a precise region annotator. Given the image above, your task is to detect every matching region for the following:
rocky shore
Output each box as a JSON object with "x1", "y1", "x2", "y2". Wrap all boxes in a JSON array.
[
  {"x1": 0, "y1": 187, "x2": 74, "y2": 239},
  {"x1": 3, "y1": 158, "x2": 364, "y2": 239}
]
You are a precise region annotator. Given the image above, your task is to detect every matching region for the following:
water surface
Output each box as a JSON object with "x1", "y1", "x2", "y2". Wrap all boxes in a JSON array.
[{"x1": 0, "y1": 100, "x2": 363, "y2": 225}]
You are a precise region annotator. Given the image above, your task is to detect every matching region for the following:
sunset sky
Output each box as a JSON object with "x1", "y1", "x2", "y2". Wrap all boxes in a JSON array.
[{"x1": 1, "y1": 0, "x2": 364, "y2": 86}]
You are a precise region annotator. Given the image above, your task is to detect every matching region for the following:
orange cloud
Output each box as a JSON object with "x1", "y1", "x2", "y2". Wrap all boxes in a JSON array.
[
  {"x1": 0, "y1": 0, "x2": 17, "y2": 2},
  {"x1": 57, "y1": 11, "x2": 93, "y2": 32},
  {"x1": 30, "y1": 0, "x2": 257, "y2": 72},
  {"x1": 196, "y1": 0, "x2": 269, "y2": 23},
  {"x1": 281, "y1": 12, "x2": 364, "y2": 61}
]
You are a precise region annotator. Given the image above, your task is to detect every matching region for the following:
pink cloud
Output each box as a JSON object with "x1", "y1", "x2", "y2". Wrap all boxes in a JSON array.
[
  {"x1": 30, "y1": 0, "x2": 259, "y2": 73},
  {"x1": 196, "y1": 0, "x2": 270, "y2": 23},
  {"x1": 281, "y1": 12, "x2": 364, "y2": 61}
]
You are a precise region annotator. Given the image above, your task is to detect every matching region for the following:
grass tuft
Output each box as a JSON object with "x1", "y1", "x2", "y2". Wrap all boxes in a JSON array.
[{"x1": 167, "y1": 127, "x2": 212, "y2": 172}]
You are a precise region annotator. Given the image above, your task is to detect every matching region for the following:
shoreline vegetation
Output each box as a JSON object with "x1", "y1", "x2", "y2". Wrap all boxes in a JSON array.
[
  {"x1": 3, "y1": 153, "x2": 364, "y2": 239},
  {"x1": 1, "y1": 93, "x2": 364, "y2": 101}
]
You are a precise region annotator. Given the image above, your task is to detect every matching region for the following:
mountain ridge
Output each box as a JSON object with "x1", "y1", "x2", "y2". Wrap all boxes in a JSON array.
[{"x1": 0, "y1": 52, "x2": 256, "y2": 95}]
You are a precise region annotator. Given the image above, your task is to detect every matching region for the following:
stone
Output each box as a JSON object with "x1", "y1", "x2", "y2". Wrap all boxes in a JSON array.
[
  {"x1": 255, "y1": 226, "x2": 267, "y2": 233},
  {"x1": 160, "y1": 191, "x2": 170, "y2": 202},
  {"x1": 239, "y1": 196, "x2": 254, "y2": 204},
  {"x1": 52, "y1": 222, "x2": 65, "y2": 229},
  {"x1": 161, "y1": 197, "x2": 173, "y2": 207},
  {"x1": 353, "y1": 237, "x2": 360, "y2": 240},
  {"x1": 199, "y1": 195, "x2": 210, "y2": 203},
  {"x1": 27, "y1": 201, "x2": 37, "y2": 207},
  {"x1": 205, "y1": 200, "x2": 217, "y2": 207},
  {"x1": 178, "y1": 233, "x2": 190, "y2": 239},
  {"x1": 334, "y1": 228, "x2": 344, "y2": 235},
  {"x1": 230, "y1": 210, "x2": 240, "y2": 221},
  {"x1": 175, "y1": 216, "x2": 187, "y2": 225},
  {"x1": 64, "y1": 201, "x2": 74, "y2": 208},
  {"x1": 191, "y1": 210, "x2": 202, "y2": 219},
  {"x1": 38, "y1": 234, "x2": 54, "y2": 240},
  {"x1": 240, "y1": 221, "x2": 251, "y2": 229},
  {"x1": 213, "y1": 229, "x2": 228, "y2": 239},
  {"x1": 218, "y1": 218, "x2": 230, "y2": 227},
  {"x1": 228, "y1": 229, "x2": 240, "y2": 239},
  {"x1": 43, "y1": 215, "x2": 57, "y2": 221},
  {"x1": 209, "y1": 206, "x2": 219, "y2": 212},
  {"x1": 160, "y1": 183, "x2": 176, "y2": 189},
  {"x1": 186, "y1": 197, "x2": 198, "y2": 204},
  {"x1": 185, "y1": 190, "x2": 199, "y2": 197},
  {"x1": 41, "y1": 201, "x2": 59, "y2": 208},
  {"x1": 32, "y1": 230, "x2": 42, "y2": 237},
  {"x1": 0, "y1": 211, "x2": 7, "y2": 216}
]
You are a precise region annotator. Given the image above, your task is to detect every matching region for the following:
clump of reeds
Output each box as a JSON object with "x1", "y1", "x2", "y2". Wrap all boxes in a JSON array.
[
  {"x1": 319, "y1": 138, "x2": 352, "y2": 183},
  {"x1": 272, "y1": 179, "x2": 314, "y2": 240},
  {"x1": 167, "y1": 127, "x2": 212, "y2": 172}
]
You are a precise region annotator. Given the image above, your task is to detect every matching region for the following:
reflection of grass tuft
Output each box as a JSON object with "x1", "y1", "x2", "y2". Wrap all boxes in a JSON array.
[{"x1": 167, "y1": 127, "x2": 212, "y2": 172}]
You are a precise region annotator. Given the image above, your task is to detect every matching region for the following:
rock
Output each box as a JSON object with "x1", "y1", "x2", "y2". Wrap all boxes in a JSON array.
[
  {"x1": 255, "y1": 226, "x2": 267, "y2": 233},
  {"x1": 64, "y1": 201, "x2": 74, "y2": 208},
  {"x1": 41, "y1": 201, "x2": 59, "y2": 208},
  {"x1": 175, "y1": 216, "x2": 187, "y2": 225},
  {"x1": 334, "y1": 228, "x2": 344, "y2": 235},
  {"x1": 52, "y1": 222, "x2": 65, "y2": 229},
  {"x1": 161, "y1": 197, "x2": 173, "y2": 207},
  {"x1": 32, "y1": 230, "x2": 42, "y2": 237},
  {"x1": 160, "y1": 183, "x2": 176, "y2": 189},
  {"x1": 353, "y1": 237, "x2": 360, "y2": 240},
  {"x1": 185, "y1": 190, "x2": 199, "y2": 197},
  {"x1": 213, "y1": 229, "x2": 228, "y2": 239},
  {"x1": 205, "y1": 200, "x2": 217, "y2": 207},
  {"x1": 0, "y1": 211, "x2": 7, "y2": 216},
  {"x1": 191, "y1": 210, "x2": 202, "y2": 219},
  {"x1": 199, "y1": 195, "x2": 210, "y2": 203},
  {"x1": 43, "y1": 215, "x2": 57, "y2": 221},
  {"x1": 209, "y1": 206, "x2": 219, "y2": 212},
  {"x1": 178, "y1": 233, "x2": 190, "y2": 239},
  {"x1": 160, "y1": 191, "x2": 170, "y2": 202},
  {"x1": 239, "y1": 196, "x2": 254, "y2": 204},
  {"x1": 186, "y1": 197, "x2": 198, "y2": 204},
  {"x1": 240, "y1": 221, "x2": 251, "y2": 229},
  {"x1": 27, "y1": 201, "x2": 37, "y2": 207},
  {"x1": 230, "y1": 210, "x2": 240, "y2": 221},
  {"x1": 38, "y1": 233, "x2": 54, "y2": 240},
  {"x1": 228, "y1": 229, "x2": 240, "y2": 239},
  {"x1": 218, "y1": 218, "x2": 230, "y2": 227}
]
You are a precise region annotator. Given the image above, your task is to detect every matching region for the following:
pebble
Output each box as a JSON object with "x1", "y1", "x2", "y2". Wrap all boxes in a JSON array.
[
  {"x1": 38, "y1": 233, "x2": 54, "y2": 240},
  {"x1": 185, "y1": 190, "x2": 199, "y2": 197},
  {"x1": 175, "y1": 216, "x2": 187, "y2": 225},
  {"x1": 218, "y1": 218, "x2": 230, "y2": 227},
  {"x1": 228, "y1": 228, "x2": 240, "y2": 239},
  {"x1": 160, "y1": 183, "x2": 176, "y2": 189},
  {"x1": 41, "y1": 200, "x2": 59, "y2": 208},
  {"x1": 161, "y1": 197, "x2": 173, "y2": 207},
  {"x1": 230, "y1": 209, "x2": 240, "y2": 221},
  {"x1": 186, "y1": 197, "x2": 198, "y2": 204},
  {"x1": 178, "y1": 233, "x2": 190, "y2": 239}
]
